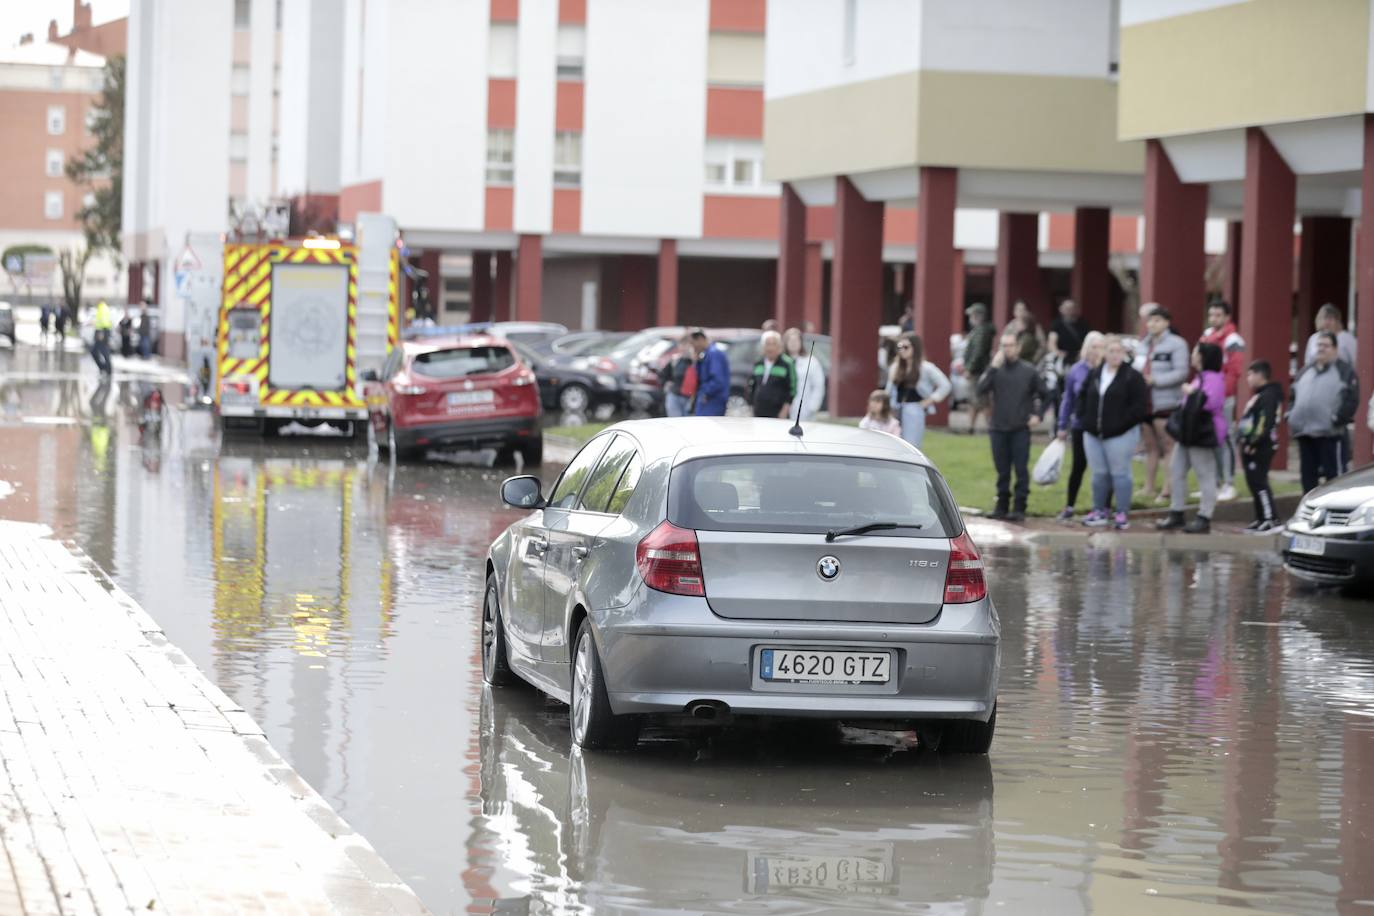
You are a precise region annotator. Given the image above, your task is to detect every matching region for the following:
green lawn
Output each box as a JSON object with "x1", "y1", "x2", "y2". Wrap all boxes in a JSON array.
[{"x1": 543, "y1": 420, "x2": 1300, "y2": 516}]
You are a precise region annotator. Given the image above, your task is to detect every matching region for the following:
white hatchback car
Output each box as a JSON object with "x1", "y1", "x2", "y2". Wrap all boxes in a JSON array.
[{"x1": 484, "y1": 418, "x2": 1000, "y2": 751}]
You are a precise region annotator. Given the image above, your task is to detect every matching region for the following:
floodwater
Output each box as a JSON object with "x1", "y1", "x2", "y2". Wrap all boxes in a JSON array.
[{"x1": 2, "y1": 345, "x2": 1373, "y2": 914}]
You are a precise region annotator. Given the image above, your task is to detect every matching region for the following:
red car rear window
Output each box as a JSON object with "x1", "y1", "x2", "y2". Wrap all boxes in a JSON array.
[{"x1": 411, "y1": 346, "x2": 515, "y2": 379}]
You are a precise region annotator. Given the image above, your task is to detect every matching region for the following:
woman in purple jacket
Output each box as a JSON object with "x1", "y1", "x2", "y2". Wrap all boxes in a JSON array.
[
  {"x1": 1157, "y1": 342, "x2": 1226, "y2": 534},
  {"x1": 1054, "y1": 331, "x2": 1105, "y2": 521}
]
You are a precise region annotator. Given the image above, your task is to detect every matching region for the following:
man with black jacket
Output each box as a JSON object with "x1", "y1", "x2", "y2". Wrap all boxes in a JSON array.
[
  {"x1": 748, "y1": 330, "x2": 797, "y2": 419},
  {"x1": 976, "y1": 332, "x2": 1049, "y2": 521},
  {"x1": 1238, "y1": 360, "x2": 1283, "y2": 532}
]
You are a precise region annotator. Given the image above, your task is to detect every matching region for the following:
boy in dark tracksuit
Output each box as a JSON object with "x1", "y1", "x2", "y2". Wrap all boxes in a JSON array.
[{"x1": 1238, "y1": 359, "x2": 1284, "y2": 532}]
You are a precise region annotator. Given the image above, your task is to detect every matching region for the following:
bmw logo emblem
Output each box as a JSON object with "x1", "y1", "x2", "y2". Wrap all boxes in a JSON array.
[{"x1": 816, "y1": 555, "x2": 841, "y2": 581}]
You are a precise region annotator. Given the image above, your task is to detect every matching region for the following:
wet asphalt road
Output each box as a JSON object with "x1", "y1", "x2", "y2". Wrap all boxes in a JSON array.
[{"x1": 2, "y1": 344, "x2": 1373, "y2": 914}]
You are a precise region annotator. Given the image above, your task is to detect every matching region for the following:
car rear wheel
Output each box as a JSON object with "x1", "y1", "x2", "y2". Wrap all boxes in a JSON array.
[
  {"x1": 940, "y1": 704, "x2": 996, "y2": 755},
  {"x1": 570, "y1": 619, "x2": 639, "y2": 750},
  {"x1": 481, "y1": 575, "x2": 517, "y2": 687},
  {"x1": 519, "y1": 436, "x2": 543, "y2": 468},
  {"x1": 559, "y1": 383, "x2": 591, "y2": 413}
]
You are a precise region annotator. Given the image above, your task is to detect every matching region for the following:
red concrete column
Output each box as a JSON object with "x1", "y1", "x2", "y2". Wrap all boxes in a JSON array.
[
  {"x1": 828, "y1": 176, "x2": 884, "y2": 417},
  {"x1": 150, "y1": 260, "x2": 161, "y2": 306},
  {"x1": 1355, "y1": 113, "x2": 1374, "y2": 464},
  {"x1": 618, "y1": 255, "x2": 653, "y2": 331},
  {"x1": 494, "y1": 250, "x2": 512, "y2": 321},
  {"x1": 802, "y1": 242, "x2": 823, "y2": 333},
  {"x1": 1239, "y1": 127, "x2": 1296, "y2": 470},
  {"x1": 470, "y1": 251, "x2": 492, "y2": 322},
  {"x1": 1296, "y1": 216, "x2": 1352, "y2": 345},
  {"x1": 915, "y1": 166, "x2": 957, "y2": 426},
  {"x1": 1141, "y1": 139, "x2": 1208, "y2": 335},
  {"x1": 1222, "y1": 221, "x2": 1242, "y2": 308},
  {"x1": 993, "y1": 212, "x2": 1044, "y2": 329},
  {"x1": 657, "y1": 240, "x2": 679, "y2": 327},
  {"x1": 1072, "y1": 206, "x2": 1111, "y2": 332},
  {"x1": 514, "y1": 235, "x2": 542, "y2": 321},
  {"x1": 950, "y1": 249, "x2": 966, "y2": 334},
  {"x1": 127, "y1": 260, "x2": 142, "y2": 305},
  {"x1": 775, "y1": 183, "x2": 806, "y2": 328}
]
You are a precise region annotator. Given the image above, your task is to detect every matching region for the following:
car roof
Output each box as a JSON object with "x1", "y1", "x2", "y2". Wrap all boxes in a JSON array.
[
  {"x1": 598, "y1": 417, "x2": 934, "y2": 468},
  {"x1": 402, "y1": 334, "x2": 508, "y2": 354}
]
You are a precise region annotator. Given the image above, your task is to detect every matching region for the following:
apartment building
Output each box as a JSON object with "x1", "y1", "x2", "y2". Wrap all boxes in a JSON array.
[{"x1": 0, "y1": 7, "x2": 124, "y2": 306}]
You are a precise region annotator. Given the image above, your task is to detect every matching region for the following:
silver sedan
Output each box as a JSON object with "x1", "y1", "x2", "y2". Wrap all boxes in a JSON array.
[{"x1": 483, "y1": 418, "x2": 1000, "y2": 751}]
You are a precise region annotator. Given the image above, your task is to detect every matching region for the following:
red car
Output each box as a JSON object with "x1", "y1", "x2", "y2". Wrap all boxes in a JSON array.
[{"x1": 363, "y1": 335, "x2": 542, "y2": 464}]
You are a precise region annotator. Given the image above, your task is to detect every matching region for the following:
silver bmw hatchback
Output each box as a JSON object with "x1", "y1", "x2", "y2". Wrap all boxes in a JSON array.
[{"x1": 483, "y1": 417, "x2": 1000, "y2": 752}]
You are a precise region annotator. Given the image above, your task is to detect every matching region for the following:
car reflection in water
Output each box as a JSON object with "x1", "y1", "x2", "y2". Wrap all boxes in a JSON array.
[{"x1": 471, "y1": 686, "x2": 994, "y2": 913}]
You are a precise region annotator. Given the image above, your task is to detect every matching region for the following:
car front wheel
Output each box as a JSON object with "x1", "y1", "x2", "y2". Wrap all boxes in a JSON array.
[
  {"x1": 481, "y1": 575, "x2": 517, "y2": 687},
  {"x1": 569, "y1": 619, "x2": 639, "y2": 750},
  {"x1": 559, "y1": 383, "x2": 591, "y2": 413}
]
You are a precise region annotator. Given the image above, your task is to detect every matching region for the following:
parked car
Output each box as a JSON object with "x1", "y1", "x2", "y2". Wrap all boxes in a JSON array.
[
  {"x1": 507, "y1": 339, "x2": 624, "y2": 414},
  {"x1": 0, "y1": 302, "x2": 15, "y2": 346},
  {"x1": 1282, "y1": 464, "x2": 1374, "y2": 594},
  {"x1": 550, "y1": 330, "x2": 631, "y2": 357},
  {"x1": 484, "y1": 418, "x2": 999, "y2": 751},
  {"x1": 362, "y1": 334, "x2": 542, "y2": 464},
  {"x1": 487, "y1": 321, "x2": 570, "y2": 354}
]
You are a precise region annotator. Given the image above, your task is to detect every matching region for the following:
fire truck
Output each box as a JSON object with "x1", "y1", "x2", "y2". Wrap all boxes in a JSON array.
[{"x1": 216, "y1": 213, "x2": 402, "y2": 437}]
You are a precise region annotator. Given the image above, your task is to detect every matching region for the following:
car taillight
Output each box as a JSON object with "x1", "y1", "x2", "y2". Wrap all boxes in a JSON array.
[
  {"x1": 222, "y1": 379, "x2": 250, "y2": 395},
  {"x1": 636, "y1": 521, "x2": 705, "y2": 597},
  {"x1": 513, "y1": 371, "x2": 535, "y2": 387},
  {"x1": 943, "y1": 531, "x2": 986, "y2": 604}
]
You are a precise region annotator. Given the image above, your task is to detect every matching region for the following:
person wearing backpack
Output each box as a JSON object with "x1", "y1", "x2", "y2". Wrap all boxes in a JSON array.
[{"x1": 1157, "y1": 342, "x2": 1225, "y2": 533}]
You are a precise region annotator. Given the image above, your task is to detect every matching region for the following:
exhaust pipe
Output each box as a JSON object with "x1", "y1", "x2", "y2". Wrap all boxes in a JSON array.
[{"x1": 685, "y1": 700, "x2": 730, "y2": 720}]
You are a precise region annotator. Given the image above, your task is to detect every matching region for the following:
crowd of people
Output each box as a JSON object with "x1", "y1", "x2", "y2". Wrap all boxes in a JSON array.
[{"x1": 39, "y1": 299, "x2": 157, "y2": 376}]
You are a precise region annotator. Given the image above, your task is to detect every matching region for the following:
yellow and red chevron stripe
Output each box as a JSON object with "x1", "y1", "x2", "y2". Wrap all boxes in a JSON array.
[
  {"x1": 217, "y1": 241, "x2": 366, "y2": 410},
  {"x1": 387, "y1": 249, "x2": 400, "y2": 350}
]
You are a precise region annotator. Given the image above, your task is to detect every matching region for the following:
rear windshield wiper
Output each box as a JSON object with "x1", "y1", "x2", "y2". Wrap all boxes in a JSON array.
[{"x1": 825, "y1": 522, "x2": 923, "y2": 542}]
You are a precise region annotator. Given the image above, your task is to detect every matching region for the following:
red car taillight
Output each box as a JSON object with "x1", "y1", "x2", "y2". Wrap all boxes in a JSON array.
[
  {"x1": 636, "y1": 521, "x2": 705, "y2": 597},
  {"x1": 223, "y1": 380, "x2": 250, "y2": 395},
  {"x1": 943, "y1": 531, "x2": 987, "y2": 604}
]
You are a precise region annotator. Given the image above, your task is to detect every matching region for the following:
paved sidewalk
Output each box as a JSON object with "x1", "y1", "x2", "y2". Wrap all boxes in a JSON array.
[{"x1": 0, "y1": 521, "x2": 427, "y2": 914}]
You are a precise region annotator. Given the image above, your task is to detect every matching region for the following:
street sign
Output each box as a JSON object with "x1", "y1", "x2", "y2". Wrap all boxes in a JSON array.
[
  {"x1": 176, "y1": 245, "x2": 201, "y2": 272},
  {"x1": 4, "y1": 254, "x2": 21, "y2": 273}
]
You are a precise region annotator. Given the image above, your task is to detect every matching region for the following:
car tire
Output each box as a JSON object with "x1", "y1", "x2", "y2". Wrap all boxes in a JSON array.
[
  {"x1": 940, "y1": 704, "x2": 996, "y2": 755},
  {"x1": 519, "y1": 436, "x2": 543, "y2": 468},
  {"x1": 569, "y1": 619, "x2": 639, "y2": 751},
  {"x1": 559, "y1": 383, "x2": 591, "y2": 413},
  {"x1": 481, "y1": 575, "x2": 518, "y2": 687}
]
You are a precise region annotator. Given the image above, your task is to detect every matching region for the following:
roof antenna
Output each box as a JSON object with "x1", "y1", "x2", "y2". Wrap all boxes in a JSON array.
[{"x1": 789, "y1": 340, "x2": 816, "y2": 438}]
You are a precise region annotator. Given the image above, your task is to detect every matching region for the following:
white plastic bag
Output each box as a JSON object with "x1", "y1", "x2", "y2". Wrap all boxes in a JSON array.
[{"x1": 1032, "y1": 437, "x2": 1065, "y2": 486}]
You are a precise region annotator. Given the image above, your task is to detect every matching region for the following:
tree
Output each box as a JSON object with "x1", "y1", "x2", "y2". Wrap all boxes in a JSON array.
[
  {"x1": 58, "y1": 247, "x2": 92, "y2": 325},
  {"x1": 66, "y1": 55, "x2": 124, "y2": 260}
]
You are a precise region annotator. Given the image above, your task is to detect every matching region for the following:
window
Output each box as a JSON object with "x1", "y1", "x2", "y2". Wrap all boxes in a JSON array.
[
  {"x1": 554, "y1": 131, "x2": 581, "y2": 186},
  {"x1": 229, "y1": 132, "x2": 248, "y2": 162},
  {"x1": 234, "y1": 0, "x2": 251, "y2": 28},
  {"x1": 44, "y1": 191, "x2": 63, "y2": 220},
  {"x1": 45, "y1": 149, "x2": 64, "y2": 178},
  {"x1": 82, "y1": 192, "x2": 96, "y2": 210},
  {"x1": 410, "y1": 345, "x2": 514, "y2": 379},
  {"x1": 47, "y1": 105, "x2": 65, "y2": 135},
  {"x1": 605, "y1": 453, "x2": 643, "y2": 515},
  {"x1": 578, "y1": 436, "x2": 637, "y2": 512},
  {"x1": 704, "y1": 139, "x2": 769, "y2": 192},
  {"x1": 231, "y1": 64, "x2": 251, "y2": 96},
  {"x1": 486, "y1": 129, "x2": 514, "y2": 183},
  {"x1": 488, "y1": 23, "x2": 517, "y2": 78},
  {"x1": 548, "y1": 438, "x2": 612, "y2": 510},
  {"x1": 669, "y1": 456, "x2": 958, "y2": 538},
  {"x1": 842, "y1": 0, "x2": 857, "y2": 66},
  {"x1": 556, "y1": 24, "x2": 585, "y2": 80}
]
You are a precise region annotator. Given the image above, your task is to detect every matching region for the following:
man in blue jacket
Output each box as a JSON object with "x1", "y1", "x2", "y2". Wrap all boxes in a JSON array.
[{"x1": 690, "y1": 328, "x2": 730, "y2": 416}]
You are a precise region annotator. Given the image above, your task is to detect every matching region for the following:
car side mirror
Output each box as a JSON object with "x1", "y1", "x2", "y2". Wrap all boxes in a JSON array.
[
  {"x1": 361, "y1": 369, "x2": 379, "y2": 382},
  {"x1": 501, "y1": 475, "x2": 546, "y2": 510}
]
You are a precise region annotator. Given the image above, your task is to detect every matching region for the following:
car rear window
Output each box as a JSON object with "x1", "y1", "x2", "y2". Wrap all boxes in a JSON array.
[
  {"x1": 668, "y1": 455, "x2": 959, "y2": 538},
  {"x1": 411, "y1": 346, "x2": 514, "y2": 379}
]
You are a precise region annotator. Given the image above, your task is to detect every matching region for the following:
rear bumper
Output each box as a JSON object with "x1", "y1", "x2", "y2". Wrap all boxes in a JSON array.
[
  {"x1": 596, "y1": 592, "x2": 1000, "y2": 721},
  {"x1": 394, "y1": 414, "x2": 539, "y2": 450},
  {"x1": 220, "y1": 404, "x2": 366, "y2": 420}
]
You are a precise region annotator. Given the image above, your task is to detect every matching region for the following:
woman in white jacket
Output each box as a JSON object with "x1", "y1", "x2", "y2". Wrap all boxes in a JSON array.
[
  {"x1": 887, "y1": 333, "x2": 951, "y2": 447},
  {"x1": 784, "y1": 327, "x2": 826, "y2": 421}
]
